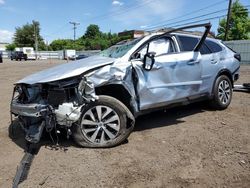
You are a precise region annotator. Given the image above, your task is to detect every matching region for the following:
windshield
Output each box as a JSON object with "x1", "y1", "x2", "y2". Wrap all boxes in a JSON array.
[{"x1": 100, "y1": 38, "x2": 142, "y2": 58}]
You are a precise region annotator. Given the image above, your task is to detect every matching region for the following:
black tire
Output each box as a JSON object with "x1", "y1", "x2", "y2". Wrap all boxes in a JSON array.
[
  {"x1": 72, "y1": 95, "x2": 134, "y2": 148},
  {"x1": 210, "y1": 75, "x2": 232, "y2": 110}
]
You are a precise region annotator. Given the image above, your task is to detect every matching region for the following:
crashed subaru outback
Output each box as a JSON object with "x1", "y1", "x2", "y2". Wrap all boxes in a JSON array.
[{"x1": 10, "y1": 23, "x2": 240, "y2": 148}]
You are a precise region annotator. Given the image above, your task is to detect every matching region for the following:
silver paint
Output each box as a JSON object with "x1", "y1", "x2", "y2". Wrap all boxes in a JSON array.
[
  {"x1": 17, "y1": 55, "x2": 115, "y2": 84},
  {"x1": 12, "y1": 29, "x2": 240, "y2": 121}
]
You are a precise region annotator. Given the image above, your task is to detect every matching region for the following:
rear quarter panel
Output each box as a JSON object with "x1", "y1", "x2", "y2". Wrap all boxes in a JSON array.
[{"x1": 201, "y1": 41, "x2": 240, "y2": 95}]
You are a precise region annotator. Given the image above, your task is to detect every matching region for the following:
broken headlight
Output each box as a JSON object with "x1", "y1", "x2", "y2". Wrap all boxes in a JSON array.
[{"x1": 13, "y1": 85, "x2": 23, "y2": 100}]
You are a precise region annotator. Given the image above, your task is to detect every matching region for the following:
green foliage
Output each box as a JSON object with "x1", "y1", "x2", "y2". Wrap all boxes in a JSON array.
[
  {"x1": 5, "y1": 43, "x2": 16, "y2": 51},
  {"x1": 13, "y1": 20, "x2": 47, "y2": 50},
  {"x1": 82, "y1": 31, "x2": 132, "y2": 50},
  {"x1": 85, "y1": 24, "x2": 101, "y2": 39},
  {"x1": 217, "y1": 0, "x2": 250, "y2": 40},
  {"x1": 50, "y1": 39, "x2": 84, "y2": 51},
  {"x1": 13, "y1": 21, "x2": 132, "y2": 51},
  {"x1": 50, "y1": 39, "x2": 75, "y2": 50},
  {"x1": 49, "y1": 24, "x2": 135, "y2": 51}
]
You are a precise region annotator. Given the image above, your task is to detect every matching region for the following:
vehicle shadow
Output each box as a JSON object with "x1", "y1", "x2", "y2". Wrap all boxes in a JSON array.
[
  {"x1": 134, "y1": 101, "x2": 208, "y2": 132},
  {"x1": 8, "y1": 101, "x2": 209, "y2": 150},
  {"x1": 8, "y1": 120, "x2": 27, "y2": 151},
  {"x1": 8, "y1": 120, "x2": 78, "y2": 152}
]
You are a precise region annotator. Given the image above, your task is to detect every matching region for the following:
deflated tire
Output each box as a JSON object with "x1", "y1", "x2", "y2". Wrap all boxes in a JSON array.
[{"x1": 72, "y1": 95, "x2": 135, "y2": 148}]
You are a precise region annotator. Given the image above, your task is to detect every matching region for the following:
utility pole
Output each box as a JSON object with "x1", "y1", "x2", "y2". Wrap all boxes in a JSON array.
[
  {"x1": 69, "y1": 21, "x2": 80, "y2": 41},
  {"x1": 34, "y1": 24, "x2": 38, "y2": 59},
  {"x1": 224, "y1": 0, "x2": 232, "y2": 41}
]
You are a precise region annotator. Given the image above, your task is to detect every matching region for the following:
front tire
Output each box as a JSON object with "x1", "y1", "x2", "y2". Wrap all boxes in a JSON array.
[
  {"x1": 211, "y1": 75, "x2": 232, "y2": 110},
  {"x1": 72, "y1": 95, "x2": 134, "y2": 148}
]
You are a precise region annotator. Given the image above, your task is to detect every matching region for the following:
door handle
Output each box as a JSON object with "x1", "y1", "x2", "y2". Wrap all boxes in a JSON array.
[
  {"x1": 211, "y1": 59, "x2": 218, "y2": 64},
  {"x1": 187, "y1": 59, "x2": 199, "y2": 65}
]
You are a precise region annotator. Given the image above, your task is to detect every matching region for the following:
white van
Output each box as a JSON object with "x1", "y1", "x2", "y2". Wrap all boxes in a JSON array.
[
  {"x1": 21, "y1": 47, "x2": 36, "y2": 60},
  {"x1": 64, "y1": 49, "x2": 76, "y2": 60}
]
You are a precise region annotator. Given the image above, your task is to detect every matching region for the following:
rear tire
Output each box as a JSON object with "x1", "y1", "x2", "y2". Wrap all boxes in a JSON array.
[
  {"x1": 72, "y1": 95, "x2": 134, "y2": 148},
  {"x1": 210, "y1": 75, "x2": 232, "y2": 110}
]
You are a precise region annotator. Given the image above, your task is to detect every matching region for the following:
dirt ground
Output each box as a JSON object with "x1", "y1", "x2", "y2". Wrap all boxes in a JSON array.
[{"x1": 0, "y1": 59, "x2": 249, "y2": 188}]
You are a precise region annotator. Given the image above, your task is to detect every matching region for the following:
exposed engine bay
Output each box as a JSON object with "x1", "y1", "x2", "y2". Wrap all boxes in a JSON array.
[{"x1": 11, "y1": 76, "x2": 97, "y2": 143}]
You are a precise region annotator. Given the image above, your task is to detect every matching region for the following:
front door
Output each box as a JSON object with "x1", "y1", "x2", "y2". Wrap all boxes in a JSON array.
[{"x1": 132, "y1": 37, "x2": 202, "y2": 110}]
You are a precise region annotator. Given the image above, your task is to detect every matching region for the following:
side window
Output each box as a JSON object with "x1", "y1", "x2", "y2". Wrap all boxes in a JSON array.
[
  {"x1": 177, "y1": 35, "x2": 199, "y2": 51},
  {"x1": 148, "y1": 38, "x2": 174, "y2": 56},
  {"x1": 136, "y1": 37, "x2": 175, "y2": 59},
  {"x1": 200, "y1": 43, "x2": 212, "y2": 55},
  {"x1": 205, "y1": 40, "x2": 222, "y2": 53},
  {"x1": 177, "y1": 35, "x2": 221, "y2": 55}
]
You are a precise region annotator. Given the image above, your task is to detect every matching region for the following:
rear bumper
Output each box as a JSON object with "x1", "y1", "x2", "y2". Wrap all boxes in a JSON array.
[{"x1": 232, "y1": 65, "x2": 240, "y2": 82}]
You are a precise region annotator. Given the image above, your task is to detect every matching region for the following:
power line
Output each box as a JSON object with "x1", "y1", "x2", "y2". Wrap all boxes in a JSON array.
[
  {"x1": 148, "y1": 5, "x2": 249, "y2": 30},
  {"x1": 85, "y1": 0, "x2": 155, "y2": 22},
  {"x1": 42, "y1": 1, "x2": 155, "y2": 39},
  {"x1": 146, "y1": 5, "x2": 250, "y2": 31},
  {"x1": 151, "y1": 10, "x2": 250, "y2": 30},
  {"x1": 144, "y1": 0, "x2": 228, "y2": 30},
  {"x1": 41, "y1": 1, "x2": 249, "y2": 41},
  {"x1": 43, "y1": 23, "x2": 69, "y2": 38},
  {"x1": 147, "y1": 9, "x2": 228, "y2": 30},
  {"x1": 170, "y1": 15, "x2": 226, "y2": 28}
]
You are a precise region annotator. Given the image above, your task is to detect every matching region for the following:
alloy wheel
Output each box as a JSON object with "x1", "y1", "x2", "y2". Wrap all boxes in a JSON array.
[
  {"x1": 218, "y1": 80, "x2": 231, "y2": 105},
  {"x1": 80, "y1": 105, "x2": 120, "y2": 144}
]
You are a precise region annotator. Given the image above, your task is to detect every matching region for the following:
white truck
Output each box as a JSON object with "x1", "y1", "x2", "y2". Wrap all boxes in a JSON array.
[
  {"x1": 21, "y1": 47, "x2": 36, "y2": 60},
  {"x1": 64, "y1": 49, "x2": 76, "y2": 60},
  {"x1": 11, "y1": 47, "x2": 36, "y2": 61}
]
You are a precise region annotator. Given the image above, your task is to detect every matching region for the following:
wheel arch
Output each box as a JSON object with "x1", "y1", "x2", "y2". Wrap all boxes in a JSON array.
[
  {"x1": 95, "y1": 83, "x2": 136, "y2": 115},
  {"x1": 211, "y1": 68, "x2": 233, "y2": 98},
  {"x1": 217, "y1": 69, "x2": 233, "y2": 85}
]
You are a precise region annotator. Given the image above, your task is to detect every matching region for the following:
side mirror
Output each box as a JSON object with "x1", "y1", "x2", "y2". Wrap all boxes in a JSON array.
[{"x1": 143, "y1": 52, "x2": 155, "y2": 71}]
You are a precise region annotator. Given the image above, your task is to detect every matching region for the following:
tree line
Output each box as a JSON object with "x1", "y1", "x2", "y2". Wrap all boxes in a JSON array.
[
  {"x1": 6, "y1": 0, "x2": 250, "y2": 51},
  {"x1": 6, "y1": 23, "x2": 130, "y2": 51}
]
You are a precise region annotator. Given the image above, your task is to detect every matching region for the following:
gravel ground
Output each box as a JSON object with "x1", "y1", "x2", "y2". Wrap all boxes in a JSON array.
[{"x1": 0, "y1": 59, "x2": 249, "y2": 188}]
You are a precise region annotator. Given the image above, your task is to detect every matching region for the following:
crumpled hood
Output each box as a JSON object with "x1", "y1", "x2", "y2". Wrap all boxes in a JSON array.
[{"x1": 17, "y1": 55, "x2": 115, "y2": 84}]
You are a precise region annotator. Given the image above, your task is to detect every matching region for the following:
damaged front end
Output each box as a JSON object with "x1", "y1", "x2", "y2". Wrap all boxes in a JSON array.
[{"x1": 10, "y1": 76, "x2": 97, "y2": 144}]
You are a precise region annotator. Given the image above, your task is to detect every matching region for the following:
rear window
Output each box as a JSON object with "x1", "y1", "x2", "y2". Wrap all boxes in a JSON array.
[
  {"x1": 200, "y1": 43, "x2": 212, "y2": 55},
  {"x1": 205, "y1": 40, "x2": 222, "y2": 53},
  {"x1": 177, "y1": 35, "x2": 212, "y2": 55},
  {"x1": 222, "y1": 42, "x2": 237, "y2": 53}
]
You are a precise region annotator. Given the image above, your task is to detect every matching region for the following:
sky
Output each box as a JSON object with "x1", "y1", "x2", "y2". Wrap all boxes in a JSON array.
[{"x1": 0, "y1": 0, "x2": 249, "y2": 43}]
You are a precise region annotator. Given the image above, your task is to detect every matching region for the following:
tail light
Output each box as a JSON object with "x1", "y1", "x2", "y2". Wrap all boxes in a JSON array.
[{"x1": 234, "y1": 53, "x2": 241, "y2": 62}]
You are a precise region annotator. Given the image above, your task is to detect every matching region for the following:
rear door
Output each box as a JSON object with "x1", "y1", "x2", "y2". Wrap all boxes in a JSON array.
[{"x1": 177, "y1": 35, "x2": 215, "y2": 94}]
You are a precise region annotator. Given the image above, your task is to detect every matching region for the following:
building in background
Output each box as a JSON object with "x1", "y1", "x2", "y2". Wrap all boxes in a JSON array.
[
  {"x1": 0, "y1": 42, "x2": 9, "y2": 51},
  {"x1": 118, "y1": 30, "x2": 147, "y2": 39}
]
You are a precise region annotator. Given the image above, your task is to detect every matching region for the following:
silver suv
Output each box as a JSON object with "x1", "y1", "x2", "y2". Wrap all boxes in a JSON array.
[{"x1": 10, "y1": 23, "x2": 240, "y2": 147}]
